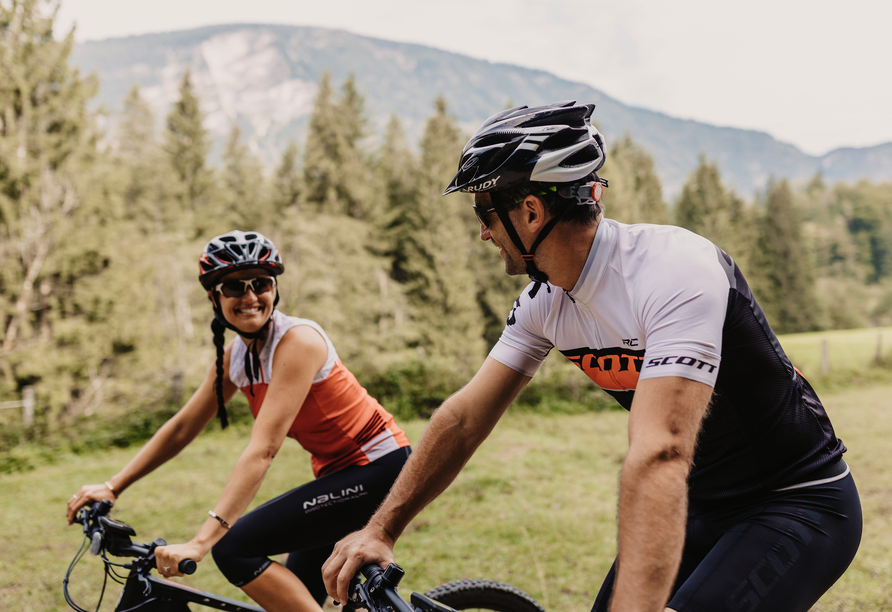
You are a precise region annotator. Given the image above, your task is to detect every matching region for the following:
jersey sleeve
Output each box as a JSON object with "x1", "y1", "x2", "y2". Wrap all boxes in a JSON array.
[
  {"x1": 488, "y1": 285, "x2": 554, "y2": 377},
  {"x1": 636, "y1": 239, "x2": 728, "y2": 387}
]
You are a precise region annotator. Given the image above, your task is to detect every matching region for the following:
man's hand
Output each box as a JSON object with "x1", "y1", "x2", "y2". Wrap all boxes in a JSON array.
[{"x1": 322, "y1": 524, "x2": 396, "y2": 604}]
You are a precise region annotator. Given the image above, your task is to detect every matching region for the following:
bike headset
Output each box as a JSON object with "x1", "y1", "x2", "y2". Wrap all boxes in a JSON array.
[
  {"x1": 198, "y1": 230, "x2": 285, "y2": 428},
  {"x1": 443, "y1": 100, "x2": 608, "y2": 294}
]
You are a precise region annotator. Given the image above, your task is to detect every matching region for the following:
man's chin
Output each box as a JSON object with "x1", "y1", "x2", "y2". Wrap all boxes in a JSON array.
[{"x1": 504, "y1": 262, "x2": 527, "y2": 276}]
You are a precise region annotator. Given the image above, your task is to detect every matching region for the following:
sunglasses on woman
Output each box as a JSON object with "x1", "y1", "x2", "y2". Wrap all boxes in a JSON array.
[{"x1": 214, "y1": 276, "x2": 276, "y2": 298}]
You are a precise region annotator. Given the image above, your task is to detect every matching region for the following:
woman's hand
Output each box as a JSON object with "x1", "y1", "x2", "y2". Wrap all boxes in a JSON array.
[
  {"x1": 154, "y1": 541, "x2": 207, "y2": 578},
  {"x1": 67, "y1": 483, "x2": 117, "y2": 525}
]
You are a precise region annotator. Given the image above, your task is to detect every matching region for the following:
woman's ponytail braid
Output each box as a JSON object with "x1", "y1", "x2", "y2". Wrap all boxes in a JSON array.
[{"x1": 211, "y1": 317, "x2": 230, "y2": 429}]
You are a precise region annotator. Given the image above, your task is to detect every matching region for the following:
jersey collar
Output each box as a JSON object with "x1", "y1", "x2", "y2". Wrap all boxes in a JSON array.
[{"x1": 568, "y1": 218, "x2": 614, "y2": 303}]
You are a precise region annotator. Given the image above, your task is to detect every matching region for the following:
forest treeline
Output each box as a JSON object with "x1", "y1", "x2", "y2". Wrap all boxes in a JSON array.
[{"x1": 2, "y1": 0, "x2": 892, "y2": 460}]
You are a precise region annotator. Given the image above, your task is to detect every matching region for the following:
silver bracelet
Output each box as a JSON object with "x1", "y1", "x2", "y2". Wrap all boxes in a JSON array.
[
  {"x1": 104, "y1": 481, "x2": 117, "y2": 495},
  {"x1": 208, "y1": 510, "x2": 232, "y2": 529}
]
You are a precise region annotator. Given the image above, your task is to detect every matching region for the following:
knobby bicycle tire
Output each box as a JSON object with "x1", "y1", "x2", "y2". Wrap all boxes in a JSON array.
[{"x1": 424, "y1": 580, "x2": 546, "y2": 612}]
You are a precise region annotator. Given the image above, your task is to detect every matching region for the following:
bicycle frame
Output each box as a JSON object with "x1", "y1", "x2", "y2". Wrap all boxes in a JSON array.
[{"x1": 114, "y1": 572, "x2": 263, "y2": 612}]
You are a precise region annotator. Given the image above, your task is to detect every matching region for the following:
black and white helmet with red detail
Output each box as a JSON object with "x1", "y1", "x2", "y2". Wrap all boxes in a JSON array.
[{"x1": 198, "y1": 230, "x2": 284, "y2": 290}]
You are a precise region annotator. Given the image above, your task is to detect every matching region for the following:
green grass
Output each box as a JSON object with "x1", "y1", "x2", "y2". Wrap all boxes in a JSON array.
[
  {"x1": 1, "y1": 384, "x2": 889, "y2": 611},
  {"x1": 777, "y1": 326, "x2": 892, "y2": 388}
]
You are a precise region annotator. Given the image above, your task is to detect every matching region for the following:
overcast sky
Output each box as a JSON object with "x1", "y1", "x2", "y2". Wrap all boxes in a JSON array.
[{"x1": 56, "y1": 0, "x2": 892, "y2": 156}]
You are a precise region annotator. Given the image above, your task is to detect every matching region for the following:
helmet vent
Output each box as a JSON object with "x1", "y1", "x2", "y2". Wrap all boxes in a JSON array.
[
  {"x1": 541, "y1": 129, "x2": 585, "y2": 151},
  {"x1": 474, "y1": 133, "x2": 519, "y2": 149},
  {"x1": 563, "y1": 145, "x2": 599, "y2": 168},
  {"x1": 485, "y1": 142, "x2": 522, "y2": 176},
  {"x1": 198, "y1": 230, "x2": 285, "y2": 290}
]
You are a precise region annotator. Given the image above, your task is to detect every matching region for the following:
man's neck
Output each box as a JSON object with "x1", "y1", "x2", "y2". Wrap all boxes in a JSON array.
[{"x1": 536, "y1": 218, "x2": 600, "y2": 291}]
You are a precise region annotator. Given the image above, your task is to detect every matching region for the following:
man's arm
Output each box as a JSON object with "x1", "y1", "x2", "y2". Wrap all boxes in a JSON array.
[
  {"x1": 610, "y1": 375, "x2": 713, "y2": 612},
  {"x1": 322, "y1": 357, "x2": 531, "y2": 603}
]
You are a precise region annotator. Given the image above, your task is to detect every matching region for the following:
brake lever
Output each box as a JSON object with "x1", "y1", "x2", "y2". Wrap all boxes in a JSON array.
[{"x1": 347, "y1": 580, "x2": 377, "y2": 611}]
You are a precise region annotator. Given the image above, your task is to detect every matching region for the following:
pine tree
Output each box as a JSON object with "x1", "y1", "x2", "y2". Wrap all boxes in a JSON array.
[
  {"x1": 0, "y1": 0, "x2": 190, "y2": 422},
  {"x1": 376, "y1": 115, "x2": 417, "y2": 237},
  {"x1": 754, "y1": 179, "x2": 819, "y2": 333},
  {"x1": 0, "y1": 0, "x2": 96, "y2": 357},
  {"x1": 600, "y1": 134, "x2": 669, "y2": 225},
  {"x1": 674, "y1": 155, "x2": 756, "y2": 274},
  {"x1": 397, "y1": 97, "x2": 485, "y2": 364},
  {"x1": 115, "y1": 84, "x2": 179, "y2": 229},
  {"x1": 334, "y1": 74, "x2": 381, "y2": 220},
  {"x1": 373, "y1": 115, "x2": 420, "y2": 350},
  {"x1": 164, "y1": 68, "x2": 212, "y2": 216},
  {"x1": 834, "y1": 180, "x2": 892, "y2": 285},
  {"x1": 303, "y1": 72, "x2": 340, "y2": 211},
  {"x1": 271, "y1": 141, "x2": 301, "y2": 212},
  {"x1": 303, "y1": 73, "x2": 380, "y2": 219},
  {"x1": 214, "y1": 124, "x2": 267, "y2": 232}
]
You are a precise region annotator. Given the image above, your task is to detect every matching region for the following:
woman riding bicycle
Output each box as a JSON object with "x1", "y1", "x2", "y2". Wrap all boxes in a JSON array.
[{"x1": 66, "y1": 230, "x2": 412, "y2": 612}]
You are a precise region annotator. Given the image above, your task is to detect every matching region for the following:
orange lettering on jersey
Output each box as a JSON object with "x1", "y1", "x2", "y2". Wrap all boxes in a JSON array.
[{"x1": 561, "y1": 347, "x2": 645, "y2": 391}]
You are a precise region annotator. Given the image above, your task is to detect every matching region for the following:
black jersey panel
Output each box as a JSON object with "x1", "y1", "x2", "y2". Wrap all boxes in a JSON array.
[{"x1": 686, "y1": 262, "x2": 845, "y2": 501}]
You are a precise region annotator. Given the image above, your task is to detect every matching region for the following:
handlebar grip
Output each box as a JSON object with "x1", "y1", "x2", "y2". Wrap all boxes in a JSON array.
[
  {"x1": 178, "y1": 559, "x2": 197, "y2": 575},
  {"x1": 360, "y1": 564, "x2": 385, "y2": 580}
]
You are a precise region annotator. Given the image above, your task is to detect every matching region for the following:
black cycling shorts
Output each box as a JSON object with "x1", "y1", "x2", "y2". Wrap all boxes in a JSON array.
[
  {"x1": 592, "y1": 462, "x2": 861, "y2": 612},
  {"x1": 212, "y1": 446, "x2": 410, "y2": 602}
]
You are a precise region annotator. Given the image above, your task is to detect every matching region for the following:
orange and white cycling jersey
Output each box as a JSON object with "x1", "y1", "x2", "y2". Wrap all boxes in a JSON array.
[{"x1": 230, "y1": 310, "x2": 410, "y2": 477}]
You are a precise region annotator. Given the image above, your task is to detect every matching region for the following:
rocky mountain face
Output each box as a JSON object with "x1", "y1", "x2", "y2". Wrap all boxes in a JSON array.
[{"x1": 72, "y1": 24, "x2": 892, "y2": 198}]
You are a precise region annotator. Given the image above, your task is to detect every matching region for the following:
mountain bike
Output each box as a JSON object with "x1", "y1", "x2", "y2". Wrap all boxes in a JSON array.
[{"x1": 65, "y1": 499, "x2": 546, "y2": 612}]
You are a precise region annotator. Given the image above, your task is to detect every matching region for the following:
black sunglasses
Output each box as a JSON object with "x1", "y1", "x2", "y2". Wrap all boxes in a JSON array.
[
  {"x1": 214, "y1": 276, "x2": 276, "y2": 299},
  {"x1": 473, "y1": 203, "x2": 498, "y2": 228}
]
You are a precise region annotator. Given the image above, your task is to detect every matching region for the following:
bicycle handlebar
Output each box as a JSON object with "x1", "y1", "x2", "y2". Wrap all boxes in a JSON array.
[
  {"x1": 347, "y1": 563, "x2": 415, "y2": 612},
  {"x1": 75, "y1": 501, "x2": 196, "y2": 575}
]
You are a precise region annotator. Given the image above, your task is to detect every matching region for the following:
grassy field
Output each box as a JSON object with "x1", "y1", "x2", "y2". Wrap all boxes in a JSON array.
[
  {"x1": 1, "y1": 383, "x2": 889, "y2": 611},
  {"x1": 778, "y1": 325, "x2": 892, "y2": 385}
]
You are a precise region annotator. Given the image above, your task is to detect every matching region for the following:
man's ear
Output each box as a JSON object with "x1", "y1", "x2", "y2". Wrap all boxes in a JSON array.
[{"x1": 523, "y1": 195, "x2": 548, "y2": 231}]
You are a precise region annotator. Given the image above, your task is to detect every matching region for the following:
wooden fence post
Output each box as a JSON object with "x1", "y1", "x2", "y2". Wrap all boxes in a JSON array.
[
  {"x1": 821, "y1": 339, "x2": 830, "y2": 374},
  {"x1": 22, "y1": 385, "x2": 35, "y2": 428},
  {"x1": 876, "y1": 330, "x2": 883, "y2": 365}
]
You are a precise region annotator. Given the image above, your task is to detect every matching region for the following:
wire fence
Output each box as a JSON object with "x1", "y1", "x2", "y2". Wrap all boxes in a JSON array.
[{"x1": 0, "y1": 385, "x2": 35, "y2": 427}]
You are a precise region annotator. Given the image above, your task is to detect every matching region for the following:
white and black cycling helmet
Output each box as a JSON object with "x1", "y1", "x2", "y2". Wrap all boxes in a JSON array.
[
  {"x1": 443, "y1": 100, "x2": 606, "y2": 196},
  {"x1": 198, "y1": 230, "x2": 284, "y2": 290},
  {"x1": 444, "y1": 101, "x2": 607, "y2": 287}
]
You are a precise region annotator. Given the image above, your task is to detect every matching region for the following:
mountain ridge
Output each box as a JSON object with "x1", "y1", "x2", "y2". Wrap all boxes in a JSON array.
[{"x1": 71, "y1": 23, "x2": 892, "y2": 198}]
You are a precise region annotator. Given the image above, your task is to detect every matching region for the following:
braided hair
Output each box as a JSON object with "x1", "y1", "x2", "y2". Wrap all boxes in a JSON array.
[{"x1": 211, "y1": 317, "x2": 230, "y2": 429}]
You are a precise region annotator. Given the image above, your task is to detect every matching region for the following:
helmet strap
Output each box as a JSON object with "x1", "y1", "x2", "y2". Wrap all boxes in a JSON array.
[{"x1": 492, "y1": 202, "x2": 573, "y2": 285}]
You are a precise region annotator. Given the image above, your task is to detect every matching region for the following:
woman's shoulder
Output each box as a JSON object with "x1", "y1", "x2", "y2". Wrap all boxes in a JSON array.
[{"x1": 271, "y1": 312, "x2": 333, "y2": 368}]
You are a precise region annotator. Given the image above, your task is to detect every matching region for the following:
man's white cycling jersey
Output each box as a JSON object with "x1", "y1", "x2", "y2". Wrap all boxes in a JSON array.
[{"x1": 491, "y1": 218, "x2": 846, "y2": 501}]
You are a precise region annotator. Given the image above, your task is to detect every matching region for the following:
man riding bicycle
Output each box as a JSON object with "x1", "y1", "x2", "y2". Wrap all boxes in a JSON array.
[{"x1": 322, "y1": 101, "x2": 862, "y2": 612}]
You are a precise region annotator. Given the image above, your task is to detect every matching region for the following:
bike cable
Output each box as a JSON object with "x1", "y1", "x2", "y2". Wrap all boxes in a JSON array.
[{"x1": 63, "y1": 532, "x2": 97, "y2": 612}]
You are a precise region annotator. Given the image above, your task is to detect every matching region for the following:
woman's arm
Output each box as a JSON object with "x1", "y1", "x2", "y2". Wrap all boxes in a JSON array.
[
  {"x1": 155, "y1": 325, "x2": 328, "y2": 575},
  {"x1": 323, "y1": 357, "x2": 531, "y2": 603},
  {"x1": 66, "y1": 343, "x2": 239, "y2": 524}
]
